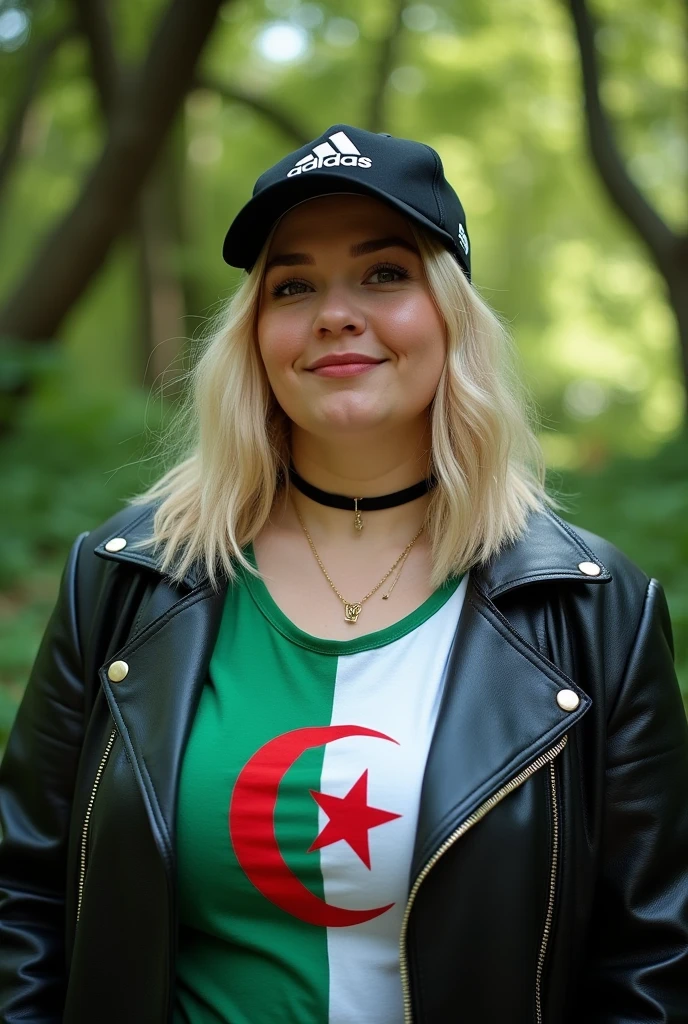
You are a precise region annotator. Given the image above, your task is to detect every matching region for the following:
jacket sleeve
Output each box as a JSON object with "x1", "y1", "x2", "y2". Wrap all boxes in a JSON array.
[
  {"x1": 577, "y1": 577, "x2": 688, "y2": 1023},
  {"x1": 0, "y1": 531, "x2": 90, "y2": 1024}
]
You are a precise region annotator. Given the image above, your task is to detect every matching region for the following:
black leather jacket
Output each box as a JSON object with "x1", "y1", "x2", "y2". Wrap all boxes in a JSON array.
[{"x1": 1, "y1": 501, "x2": 687, "y2": 1024}]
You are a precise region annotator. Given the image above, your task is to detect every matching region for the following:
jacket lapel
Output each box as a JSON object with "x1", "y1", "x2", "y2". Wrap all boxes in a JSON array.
[
  {"x1": 411, "y1": 507, "x2": 609, "y2": 876},
  {"x1": 91, "y1": 504, "x2": 609, "y2": 883},
  {"x1": 98, "y1": 581, "x2": 227, "y2": 871},
  {"x1": 93, "y1": 505, "x2": 228, "y2": 869},
  {"x1": 410, "y1": 579, "x2": 590, "y2": 879}
]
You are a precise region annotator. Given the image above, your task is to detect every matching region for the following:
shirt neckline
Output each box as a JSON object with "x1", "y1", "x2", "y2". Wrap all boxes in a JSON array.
[{"x1": 238, "y1": 541, "x2": 465, "y2": 656}]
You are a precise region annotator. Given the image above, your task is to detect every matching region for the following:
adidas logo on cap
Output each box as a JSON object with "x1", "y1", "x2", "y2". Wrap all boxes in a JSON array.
[{"x1": 287, "y1": 130, "x2": 372, "y2": 177}]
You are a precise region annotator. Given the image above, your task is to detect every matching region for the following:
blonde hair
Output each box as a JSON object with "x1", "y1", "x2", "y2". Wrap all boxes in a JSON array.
[{"x1": 126, "y1": 216, "x2": 563, "y2": 593}]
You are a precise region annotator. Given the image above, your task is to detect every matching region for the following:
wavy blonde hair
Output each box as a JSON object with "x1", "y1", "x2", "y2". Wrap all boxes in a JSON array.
[{"x1": 126, "y1": 216, "x2": 562, "y2": 593}]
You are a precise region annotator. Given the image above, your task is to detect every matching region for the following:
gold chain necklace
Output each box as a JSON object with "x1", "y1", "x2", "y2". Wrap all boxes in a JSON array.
[{"x1": 292, "y1": 499, "x2": 425, "y2": 623}]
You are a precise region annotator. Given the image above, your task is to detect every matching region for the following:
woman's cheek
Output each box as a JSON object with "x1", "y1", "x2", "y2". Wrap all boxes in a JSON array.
[
  {"x1": 372, "y1": 295, "x2": 437, "y2": 343},
  {"x1": 261, "y1": 343, "x2": 309, "y2": 422},
  {"x1": 259, "y1": 319, "x2": 303, "y2": 374}
]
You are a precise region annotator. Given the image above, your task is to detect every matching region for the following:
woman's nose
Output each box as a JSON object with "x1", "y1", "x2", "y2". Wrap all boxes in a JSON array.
[{"x1": 312, "y1": 290, "x2": 366, "y2": 337}]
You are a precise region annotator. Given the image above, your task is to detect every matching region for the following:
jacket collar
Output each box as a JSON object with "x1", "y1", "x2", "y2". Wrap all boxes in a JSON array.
[{"x1": 92, "y1": 500, "x2": 613, "y2": 598}]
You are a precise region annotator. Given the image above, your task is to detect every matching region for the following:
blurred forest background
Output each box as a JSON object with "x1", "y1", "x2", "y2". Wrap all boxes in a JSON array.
[{"x1": 0, "y1": 0, "x2": 686, "y2": 748}]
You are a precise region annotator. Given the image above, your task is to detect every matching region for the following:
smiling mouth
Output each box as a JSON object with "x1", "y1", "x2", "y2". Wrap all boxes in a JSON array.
[{"x1": 310, "y1": 362, "x2": 385, "y2": 378}]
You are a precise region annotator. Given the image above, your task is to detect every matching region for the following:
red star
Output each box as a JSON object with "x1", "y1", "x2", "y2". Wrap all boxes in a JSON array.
[{"x1": 307, "y1": 770, "x2": 402, "y2": 869}]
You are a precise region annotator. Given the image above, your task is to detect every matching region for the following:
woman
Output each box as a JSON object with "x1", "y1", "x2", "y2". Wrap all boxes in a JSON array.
[{"x1": 1, "y1": 123, "x2": 687, "y2": 1024}]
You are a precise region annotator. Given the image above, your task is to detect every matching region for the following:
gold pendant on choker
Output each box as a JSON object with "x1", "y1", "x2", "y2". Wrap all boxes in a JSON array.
[
  {"x1": 353, "y1": 498, "x2": 363, "y2": 532},
  {"x1": 344, "y1": 603, "x2": 362, "y2": 623}
]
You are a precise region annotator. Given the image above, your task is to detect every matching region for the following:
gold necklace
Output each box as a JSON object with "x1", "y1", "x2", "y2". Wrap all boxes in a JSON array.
[{"x1": 292, "y1": 500, "x2": 425, "y2": 623}]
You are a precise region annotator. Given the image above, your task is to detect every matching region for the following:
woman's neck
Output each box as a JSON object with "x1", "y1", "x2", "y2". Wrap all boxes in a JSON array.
[{"x1": 277, "y1": 428, "x2": 434, "y2": 550}]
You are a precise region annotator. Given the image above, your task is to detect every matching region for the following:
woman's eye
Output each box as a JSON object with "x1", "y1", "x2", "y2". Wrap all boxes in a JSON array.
[
  {"x1": 367, "y1": 263, "x2": 409, "y2": 285},
  {"x1": 269, "y1": 262, "x2": 409, "y2": 299},
  {"x1": 270, "y1": 278, "x2": 309, "y2": 298}
]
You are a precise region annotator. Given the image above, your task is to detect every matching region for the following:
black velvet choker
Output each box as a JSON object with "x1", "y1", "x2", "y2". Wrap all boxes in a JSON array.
[{"x1": 287, "y1": 460, "x2": 437, "y2": 532}]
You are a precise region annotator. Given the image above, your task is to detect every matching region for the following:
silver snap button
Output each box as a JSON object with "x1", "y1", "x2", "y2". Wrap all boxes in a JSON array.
[
  {"x1": 556, "y1": 689, "x2": 580, "y2": 711},
  {"x1": 108, "y1": 660, "x2": 129, "y2": 683},
  {"x1": 105, "y1": 537, "x2": 127, "y2": 552},
  {"x1": 578, "y1": 561, "x2": 601, "y2": 576}
]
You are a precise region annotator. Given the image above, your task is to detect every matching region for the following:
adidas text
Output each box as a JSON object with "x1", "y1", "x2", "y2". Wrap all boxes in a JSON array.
[{"x1": 288, "y1": 153, "x2": 372, "y2": 177}]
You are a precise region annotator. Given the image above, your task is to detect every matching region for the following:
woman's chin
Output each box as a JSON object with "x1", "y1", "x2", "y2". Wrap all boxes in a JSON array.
[{"x1": 302, "y1": 410, "x2": 391, "y2": 436}]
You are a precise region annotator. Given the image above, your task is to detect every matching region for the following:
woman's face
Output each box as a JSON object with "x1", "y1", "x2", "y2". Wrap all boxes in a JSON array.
[{"x1": 256, "y1": 193, "x2": 447, "y2": 438}]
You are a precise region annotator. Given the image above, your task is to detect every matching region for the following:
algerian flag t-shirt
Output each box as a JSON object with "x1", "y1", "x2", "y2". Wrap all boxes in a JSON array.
[{"x1": 173, "y1": 541, "x2": 467, "y2": 1024}]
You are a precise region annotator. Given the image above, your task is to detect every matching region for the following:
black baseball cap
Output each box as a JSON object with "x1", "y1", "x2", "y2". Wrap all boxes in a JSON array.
[{"x1": 222, "y1": 123, "x2": 471, "y2": 281}]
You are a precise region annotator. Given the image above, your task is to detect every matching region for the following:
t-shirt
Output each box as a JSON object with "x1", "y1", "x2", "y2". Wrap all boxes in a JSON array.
[{"x1": 173, "y1": 541, "x2": 468, "y2": 1024}]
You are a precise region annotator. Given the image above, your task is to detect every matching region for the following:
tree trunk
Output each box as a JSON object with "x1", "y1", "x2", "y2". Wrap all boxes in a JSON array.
[
  {"x1": 566, "y1": 0, "x2": 687, "y2": 421},
  {"x1": 136, "y1": 124, "x2": 188, "y2": 398}
]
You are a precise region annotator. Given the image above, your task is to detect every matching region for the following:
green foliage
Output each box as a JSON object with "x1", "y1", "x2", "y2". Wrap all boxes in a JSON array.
[
  {"x1": 0, "y1": 380, "x2": 167, "y2": 587},
  {"x1": 0, "y1": 336, "x2": 61, "y2": 431}
]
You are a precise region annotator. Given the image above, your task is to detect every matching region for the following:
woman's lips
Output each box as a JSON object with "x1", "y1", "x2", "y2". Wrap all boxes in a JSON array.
[{"x1": 310, "y1": 362, "x2": 383, "y2": 378}]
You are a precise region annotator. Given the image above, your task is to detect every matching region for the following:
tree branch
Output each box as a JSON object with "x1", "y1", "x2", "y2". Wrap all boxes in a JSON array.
[
  {"x1": 565, "y1": 0, "x2": 678, "y2": 274},
  {"x1": 0, "y1": 0, "x2": 227, "y2": 342},
  {"x1": 196, "y1": 73, "x2": 311, "y2": 147},
  {"x1": 71, "y1": 0, "x2": 120, "y2": 116},
  {"x1": 366, "y1": 0, "x2": 406, "y2": 132},
  {"x1": 72, "y1": 0, "x2": 137, "y2": 239},
  {"x1": 0, "y1": 26, "x2": 75, "y2": 202}
]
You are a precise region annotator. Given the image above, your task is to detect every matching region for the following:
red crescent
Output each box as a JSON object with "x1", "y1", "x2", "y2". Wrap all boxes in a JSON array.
[{"x1": 229, "y1": 725, "x2": 398, "y2": 927}]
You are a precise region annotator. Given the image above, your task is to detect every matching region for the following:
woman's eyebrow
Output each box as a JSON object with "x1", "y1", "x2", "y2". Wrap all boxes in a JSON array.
[{"x1": 264, "y1": 236, "x2": 419, "y2": 273}]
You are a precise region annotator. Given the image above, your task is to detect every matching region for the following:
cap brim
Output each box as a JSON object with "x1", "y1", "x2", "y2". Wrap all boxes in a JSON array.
[{"x1": 222, "y1": 172, "x2": 469, "y2": 278}]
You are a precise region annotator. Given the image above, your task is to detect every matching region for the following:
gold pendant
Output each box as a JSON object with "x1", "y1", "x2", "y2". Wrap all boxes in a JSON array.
[
  {"x1": 344, "y1": 603, "x2": 362, "y2": 623},
  {"x1": 353, "y1": 498, "x2": 363, "y2": 532}
]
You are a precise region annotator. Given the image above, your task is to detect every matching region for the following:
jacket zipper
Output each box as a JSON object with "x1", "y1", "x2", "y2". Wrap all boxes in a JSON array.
[
  {"x1": 399, "y1": 733, "x2": 568, "y2": 1024},
  {"x1": 76, "y1": 725, "x2": 118, "y2": 923},
  {"x1": 534, "y1": 753, "x2": 561, "y2": 1024}
]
